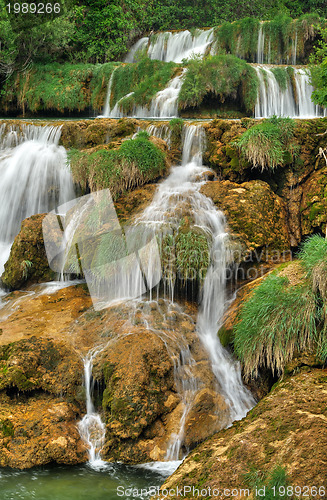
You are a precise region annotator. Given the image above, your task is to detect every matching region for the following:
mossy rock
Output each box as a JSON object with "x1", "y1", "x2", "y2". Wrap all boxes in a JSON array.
[
  {"x1": 201, "y1": 179, "x2": 290, "y2": 257},
  {"x1": 1, "y1": 214, "x2": 55, "y2": 291},
  {"x1": 0, "y1": 337, "x2": 83, "y2": 399}
]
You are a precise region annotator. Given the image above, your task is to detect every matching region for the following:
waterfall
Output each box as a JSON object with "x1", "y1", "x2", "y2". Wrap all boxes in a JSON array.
[
  {"x1": 136, "y1": 125, "x2": 254, "y2": 440},
  {"x1": 257, "y1": 23, "x2": 265, "y2": 64},
  {"x1": 124, "y1": 37, "x2": 149, "y2": 63},
  {"x1": 0, "y1": 124, "x2": 75, "y2": 276},
  {"x1": 102, "y1": 67, "x2": 119, "y2": 117},
  {"x1": 254, "y1": 65, "x2": 327, "y2": 118},
  {"x1": 78, "y1": 349, "x2": 107, "y2": 468},
  {"x1": 127, "y1": 29, "x2": 214, "y2": 63},
  {"x1": 105, "y1": 71, "x2": 185, "y2": 118},
  {"x1": 146, "y1": 124, "x2": 172, "y2": 147}
]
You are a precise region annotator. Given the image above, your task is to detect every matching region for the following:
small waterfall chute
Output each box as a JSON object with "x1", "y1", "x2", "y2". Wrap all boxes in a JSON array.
[
  {"x1": 78, "y1": 348, "x2": 107, "y2": 469},
  {"x1": 0, "y1": 124, "x2": 75, "y2": 276}
]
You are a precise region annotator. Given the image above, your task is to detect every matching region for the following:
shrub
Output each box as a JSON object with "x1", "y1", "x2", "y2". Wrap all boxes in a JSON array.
[
  {"x1": 69, "y1": 132, "x2": 167, "y2": 196},
  {"x1": 234, "y1": 116, "x2": 298, "y2": 171},
  {"x1": 178, "y1": 54, "x2": 258, "y2": 113}
]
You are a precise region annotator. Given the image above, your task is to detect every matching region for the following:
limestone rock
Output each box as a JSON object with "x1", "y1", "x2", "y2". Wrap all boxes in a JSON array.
[
  {"x1": 1, "y1": 214, "x2": 55, "y2": 290},
  {"x1": 200, "y1": 180, "x2": 290, "y2": 258},
  {"x1": 157, "y1": 369, "x2": 327, "y2": 499}
]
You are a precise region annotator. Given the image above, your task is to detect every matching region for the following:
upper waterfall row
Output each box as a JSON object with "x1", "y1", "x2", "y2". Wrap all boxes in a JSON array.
[{"x1": 125, "y1": 16, "x2": 322, "y2": 66}]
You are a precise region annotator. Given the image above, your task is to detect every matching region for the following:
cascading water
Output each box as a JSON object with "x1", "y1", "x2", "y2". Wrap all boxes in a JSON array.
[
  {"x1": 134, "y1": 125, "x2": 255, "y2": 447},
  {"x1": 254, "y1": 65, "x2": 327, "y2": 118},
  {"x1": 104, "y1": 71, "x2": 186, "y2": 119},
  {"x1": 78, "y1": 348, "x2": 107, "y2": 468},
  {"x1": 0, "y1": 124, "x2": 75, "y2": 276},
  {"x1": 128, "y1": 28, "x2": 214, "y2": 64}
]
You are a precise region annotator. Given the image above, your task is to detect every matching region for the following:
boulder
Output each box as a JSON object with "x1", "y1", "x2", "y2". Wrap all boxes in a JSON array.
[
  {"x1": 157, "y1": 368, "x2": 327, "y2": 499},
  {"x1": 200, "y1": 180, "x2": 290, "y2": 259},
  {"x1": 1, "y1": 214, "x2": 55, "y2": 290}
]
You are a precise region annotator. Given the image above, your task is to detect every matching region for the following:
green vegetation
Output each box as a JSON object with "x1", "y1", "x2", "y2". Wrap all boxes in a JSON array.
[
  {"x1": 2, "y1": 62, "x2": 118, "y2": 115},
  {"x1": 234, "y1": 235, "x2": 327, "y2": 379},
  {"x1": 212, "y1": 14, "x2": 323, "y2": 64},
  {"x1": 234, "y1": 274, "x2": 318, "y2": 378},
  {"x1": 245, "y1": 465, "x2": 290, "y2": 499},
  {"x1": 310, "y1": 26, "x2": 327, "y2": 107},
  {"x1": 160, "y1": 224, "x2": 211, "y2": 285},
  {"x1": 235, "y1": 116, "x2": 298, "y2": 171},
  {"x1": 300, "y1": 234, "x2": 327, "y2": 359},
  {"x1": 178, "y1": 55, "x2": 259, "y2": 113},
  {"x1": 109, "y1": 58, "x2": 178, "y2": 113},
  {"x1": 69, "y1": 131, "x2": 167, "y2": 195}
]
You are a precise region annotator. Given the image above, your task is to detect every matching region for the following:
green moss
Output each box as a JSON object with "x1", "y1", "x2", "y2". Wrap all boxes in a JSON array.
[{"x1": 0, "y1": 419, "x2": 14, "y2": 437}]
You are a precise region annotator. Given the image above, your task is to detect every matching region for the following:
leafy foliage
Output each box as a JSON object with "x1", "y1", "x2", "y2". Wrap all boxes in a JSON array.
[
  {"x1": 235, "y1": 116, "x2": 298, "y2": 171},
  {"x1": 178, "y1": 54, "x2": 259, "y2": 113},
  {"x1": 2, "y1": 62, "x2": 118, "y2": 114},
  {"x1": 310, "y1": 27, "x2": 327, "y2": 107}
]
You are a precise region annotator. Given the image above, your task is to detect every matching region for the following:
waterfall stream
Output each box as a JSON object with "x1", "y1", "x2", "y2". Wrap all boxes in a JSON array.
[
  {"x1": 78, "y1": 349, "x2": 107, "y2": 469},
  {"x1": 127, "y1": 28, "x2": 214, "y2": 64},
  {"x1": 254, "y1": 65, "x2": 327, "y2": 118},
  {"x1": 0, "y1": 124, "x2": 75, "y2": 276}
]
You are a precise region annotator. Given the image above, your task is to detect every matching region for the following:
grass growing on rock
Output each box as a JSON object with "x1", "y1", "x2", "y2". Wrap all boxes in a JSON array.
[
  {"x1": 69, "y1": 131, "x2": 167, "y2": 196},
  {"x1": 234, "y1": 235, "x2": 327, "y2": 379},
  {"x1": 234, "y1": 116, "x2": 298, "y2": 171},
  {"x1": 178, "y1": 54, "x2": 258, "y2": 114},
  {"x1": 234, "y1": 274, "x2": 318, "y2": 379}
]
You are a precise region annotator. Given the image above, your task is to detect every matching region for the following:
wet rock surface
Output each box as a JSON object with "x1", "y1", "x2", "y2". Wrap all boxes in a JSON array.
[
  {"x1": 157, "y1": 368, "x2": 327, "y2": 499},
  {"x1": 1, "y1": 214, "x2": 56, "y2": 290}
]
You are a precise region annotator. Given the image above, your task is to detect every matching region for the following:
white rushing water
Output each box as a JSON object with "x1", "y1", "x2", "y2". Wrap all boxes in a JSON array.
[
  {"x1": 105, "y1": 70, "x2": 186, "y2": 119},
  {"x1": 128, "y1": 28, "x2": 214, "y2": 63},
  {"x1": 0, "y1": 124, "x2": 75, "y2": 276},
  {"x1": 78, "y1": 349, "x2": 107, "y2": 469},
  {"x1": 135, "y1": 125, "x2": 255, "y2": 442},
  {"x1": 254, "y1": 65, "x2": 327, "y2": 118}
]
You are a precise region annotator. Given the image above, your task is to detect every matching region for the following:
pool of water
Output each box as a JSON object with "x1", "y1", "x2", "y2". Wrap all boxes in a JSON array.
[{"x1": 0, "y1": 462, "x2": 178, "y2": 500}]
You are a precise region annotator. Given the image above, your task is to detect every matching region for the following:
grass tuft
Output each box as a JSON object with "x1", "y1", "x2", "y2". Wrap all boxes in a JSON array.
[{"x1": 234, "y1": 116, "x2": 298, "y2": 171}]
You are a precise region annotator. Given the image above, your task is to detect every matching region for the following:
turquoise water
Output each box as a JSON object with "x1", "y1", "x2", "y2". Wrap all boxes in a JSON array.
[{"x1": 0, "y1": 463, "x2": 174, "y2": 500}]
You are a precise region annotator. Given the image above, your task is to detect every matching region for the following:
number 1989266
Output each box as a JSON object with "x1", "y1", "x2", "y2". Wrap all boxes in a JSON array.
[{"x1": 6, "y1": 3, "x2": 60, "y2": 13}]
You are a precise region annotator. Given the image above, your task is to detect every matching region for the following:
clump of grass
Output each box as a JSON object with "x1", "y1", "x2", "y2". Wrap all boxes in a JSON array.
[
  {"x1": 234, "y1": 274, "x2": 318, "y2": 379},
  {"x1": 178, "y1": 54, "x2": 258, "y2": 113},
  {"x1": 234, "y1": 116, "x2": 298, "y2": 171},
  {"x1": 299, "y1": 235, "x2": 327, "y2": 359},
  {"x1": 159, "y1": 226, "x2": 210, "y2": 286},
  {"x1": 69, "y1": 132, "x2": 167, "y2": 196},
  {"x1": 169, "y1": 118, "x2": 184, "y2": 149},
  {"x1": 245, "y1": 465, "x2": 290, "y2": 499}
]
